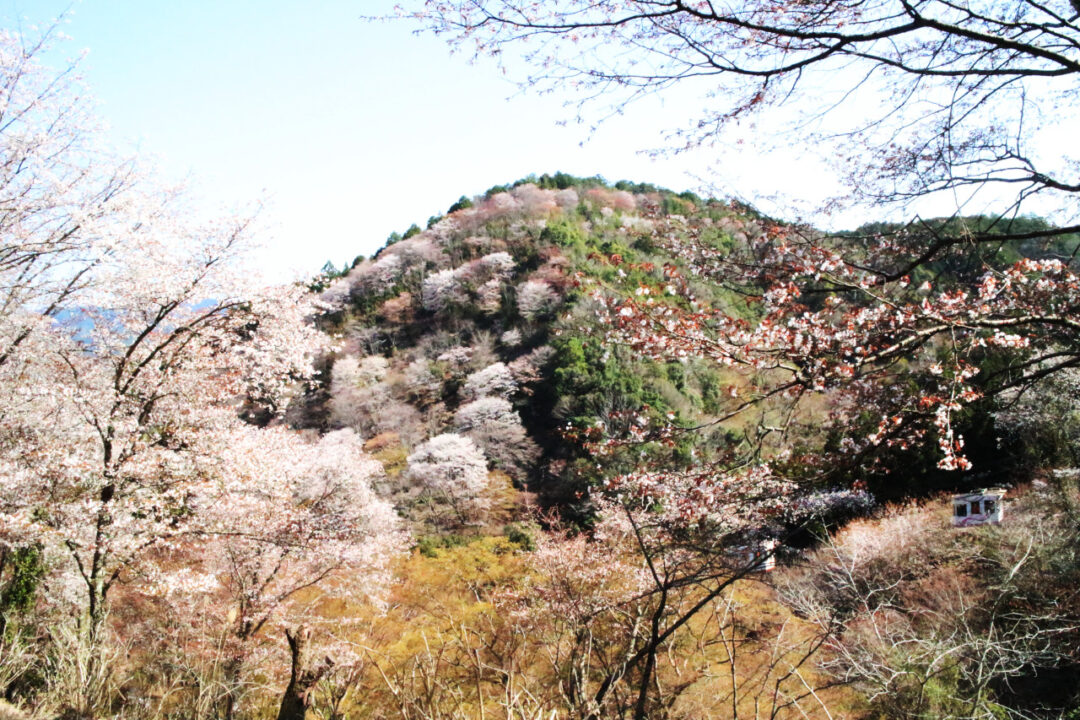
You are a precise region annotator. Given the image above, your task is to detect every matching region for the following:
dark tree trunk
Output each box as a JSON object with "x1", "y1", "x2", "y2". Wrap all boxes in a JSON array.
[
  {"x1": 276, "y1": 627, "x2": 332, "y2": 720},
  {"x1": 223, "y1": 654, "x2": 244, "y2": 720}
]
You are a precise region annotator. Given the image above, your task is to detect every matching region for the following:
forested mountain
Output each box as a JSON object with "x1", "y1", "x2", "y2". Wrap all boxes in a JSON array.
[
  {"x1": 307, "y1": 174, "x2": 1077, "y2": 522},
  {"x1": 279, "y1": 172, "x2": 1080, "y2": 719},
  {"x1": 306, "y1": 174, "x2": 772, "y2": 525}
]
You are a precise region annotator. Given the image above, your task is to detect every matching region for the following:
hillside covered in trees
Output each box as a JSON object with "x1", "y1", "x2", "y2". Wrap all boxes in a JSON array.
[
  {"x1": 310, "y1": 173, "x2": 1078, "y2": 514},
  {"x1": 264, "y1": 171, "x2": 1080, "y2": 719},
  {"x1": 308, "y1": 173, "x2": 786, "y2": 525}
]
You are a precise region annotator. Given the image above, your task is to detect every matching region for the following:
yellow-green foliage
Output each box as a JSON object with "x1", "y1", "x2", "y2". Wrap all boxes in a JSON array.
[
  {"x1": 326, "y1": 537, "x2": 530, "y2": 719},
  {"x1": 371, "y1": 445, "x2": 409, "y2": 478},
  {"x1": 314, "y1": 534, "x2": 863, "y2": 720},
  {"x1": 668, "y1": 582, "x2": 866, "y2": 719}
]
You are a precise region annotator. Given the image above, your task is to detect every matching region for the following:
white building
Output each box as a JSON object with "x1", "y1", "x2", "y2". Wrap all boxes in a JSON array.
[
  {"x1": 951, "y1": 488, "x2": 1005, "y2": 527},
  {"x1": 731, "y1": 539, "x2": 778, "y2": 572}
]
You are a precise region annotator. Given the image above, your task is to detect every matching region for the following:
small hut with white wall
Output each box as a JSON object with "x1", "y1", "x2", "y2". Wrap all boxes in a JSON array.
[
  {"x1": 731, "y1": 538, "x2": 778, "y2": 572},
  {"x1": 951, "y1": 488, "x2": 1005, "y2": 527}
]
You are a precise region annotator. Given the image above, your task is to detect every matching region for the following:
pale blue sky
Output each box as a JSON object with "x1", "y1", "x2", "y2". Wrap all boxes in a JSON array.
[{"x1": 6, "y1": 0, "x2": 849, "y2": 279}]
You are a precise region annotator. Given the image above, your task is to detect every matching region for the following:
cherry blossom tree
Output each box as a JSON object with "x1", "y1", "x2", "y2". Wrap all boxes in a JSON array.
[
  {"x1": 516, "y1": 279, "x2": 560, "y2": 321},
  {"x1": 501, "y1": 507, "x2": 653, "y2": 717},
  {"x1": 492, "y1": 490, "x2": 862, "y2": 720},
  {"x1": 471, "y1": 251, "x2": 516, "y2": 281},
  {"x1": 402, "y1": 357, "x2": 441, "y2": 403},
  {"x1": 350, "y1": 253, "x2": 404, "y2": 297},
  {"x1": 507, "y1": 344, "x2": 556, "y2": 390},
  {"x1": 0, "y1": 189, "x2": 344, "y2": 719},
  {"x1": 0, "y1": 190, "x2": 326, "y2": 638},
  {"x1": 461, "y1": 361, "x2": 517, "y2": 401},
  {"x1": 329, "y1": 355, "x2": 389, "y2": 429},
  {"x1": 475, "y1": 278, "x2": 504, "y2": 315},
  {"x1": 329, "y1": 354, "x2": 425, "y2": 443},
  {"x1": 554, "y1": 188, "x2": 580, "y2": 209},
  {"x1": 598, "y1": 214, "x2": 1080, "y2": 481},
  {"x1": 0, "y1": 21, "x2": 413, "y2": 720},
  {"x1": 0, "y1": 26, "x2": 138, "y2": 374},
  {"x1": 0, "y1": 31, "x2": 361, "y2": 718},
  {"x1": 453, "y1": 396, "x2": 539, "y2": 479},
  {"x1": 189, "y1": 427, "x2": 403, "y2": 719},
  {"x1": 420, "y1": 268, "x2": 459, "y2": 312},
  {"x1": 406, "y1": 433, "x2": 490, "y2": 521},
  {"x1": 409, "y1": 1, "x2": 1078, "y2": 221}
]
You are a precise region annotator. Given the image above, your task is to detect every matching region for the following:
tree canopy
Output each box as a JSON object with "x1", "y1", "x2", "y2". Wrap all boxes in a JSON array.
[{"x1": 410, "y1": 0, "x2": 1078, "y2": 225}]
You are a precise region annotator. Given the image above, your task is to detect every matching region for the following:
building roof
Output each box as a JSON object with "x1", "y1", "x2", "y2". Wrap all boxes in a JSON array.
[{"x1": 952, "y1": 488, "x2": 1006, "y2": 502}]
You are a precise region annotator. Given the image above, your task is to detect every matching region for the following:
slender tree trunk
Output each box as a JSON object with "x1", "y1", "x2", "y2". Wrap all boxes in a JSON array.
[
  {"x1": 85, "y1": 488, "x2": 113, "y2": 644},
  {"x1": 276, "y1": 627, "x2": 331, "y2": 720},
  {"x1": 73, "y1": 495, "x2": 114, "y2": 715},
  {"x1": 0, "y1": 548, "x2": 9, "y2": 639},
  {"x1": 223, "y1": 654, "x2": 244, "y2": 720},
  {"x1": 633, "y1": 586, "x2": 667, "y2": 720}
]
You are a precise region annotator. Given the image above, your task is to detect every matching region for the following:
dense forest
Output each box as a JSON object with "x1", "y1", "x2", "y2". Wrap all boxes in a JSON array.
[{"x1": 4, "y1": 1, "x2": 1080, "y2": 718}]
